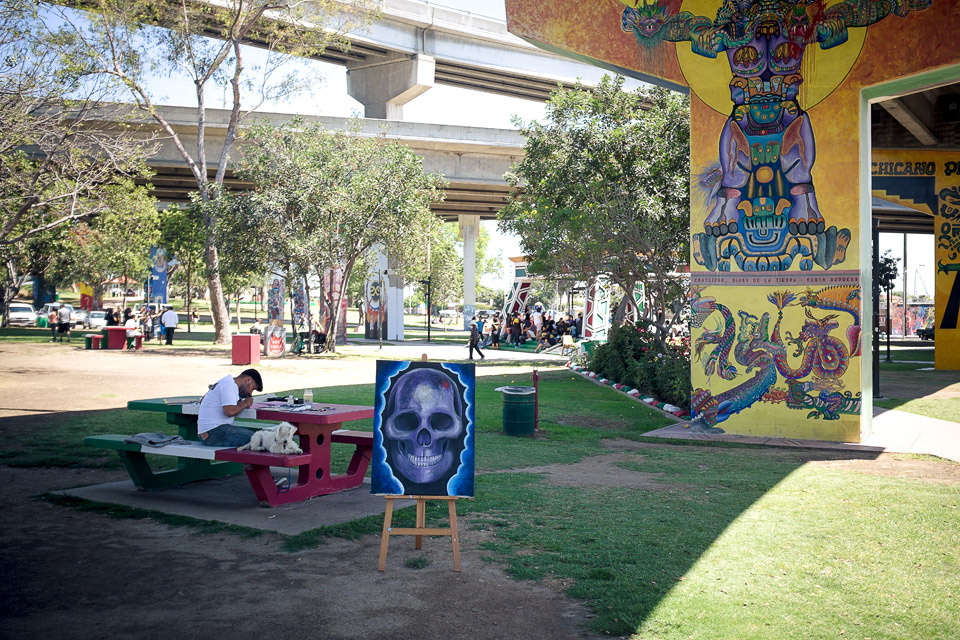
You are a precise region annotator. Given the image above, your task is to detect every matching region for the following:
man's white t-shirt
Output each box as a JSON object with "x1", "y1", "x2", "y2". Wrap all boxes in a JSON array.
[
  {"x1": 198, "y1": 375, "x2": 240, "y2": 434},
  {"x1": 531, "y1": 310, "x2": 543, "y2": 330},
  {"x1": 161, "y1": 309, "x2": 179, "y2": 328}
]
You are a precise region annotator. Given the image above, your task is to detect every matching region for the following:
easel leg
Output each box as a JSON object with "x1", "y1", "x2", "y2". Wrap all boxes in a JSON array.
[
  {"x1": 415, "y1": 498, "x2": 425, "y2": 550},
  {"x1": 448, "y1": 499, "x2": 461, "y2": 572},
  {"x1": 378, "y1": 497, "x2": 395, "y2": 572}
]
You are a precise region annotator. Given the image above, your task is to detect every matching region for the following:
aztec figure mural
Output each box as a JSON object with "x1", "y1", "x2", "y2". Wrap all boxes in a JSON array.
[
  {"x1": 872, "y1": 149, "x2": 960, "y2": 369},
  {"x1": 371, "y1": 361, "x2": 475, "y2": 497},
  {"x1": 505, "y1": 0, "x2": 958, "y2": 441}
]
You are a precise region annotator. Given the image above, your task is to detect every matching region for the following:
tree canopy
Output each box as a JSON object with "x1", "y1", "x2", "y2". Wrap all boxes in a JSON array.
[
  {"x1": 499, "y1": 76, "x2": 690, "y2": 348},
  {"x1": 235, "y1": 119, "x2": 446, "y2": 351}
]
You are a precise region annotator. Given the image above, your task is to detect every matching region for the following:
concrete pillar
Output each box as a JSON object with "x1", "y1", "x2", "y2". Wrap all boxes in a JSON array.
[
  {"x1": 459, "y1": 214, "x2": 480, "y2": 330},
  {"x1": 364, "y1": 245, "x2": 405, "y2": 341},
  {"x1": 346, "y1": 53, "x2": 435, "y2": 120}
]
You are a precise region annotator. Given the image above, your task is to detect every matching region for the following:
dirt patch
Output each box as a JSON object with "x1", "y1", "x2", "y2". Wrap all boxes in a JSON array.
[
  {"x1": 0, "y1": 466, "x2": 601, "y2": 640},
  {"x1": 495, "y1": 452, "x2": 677, "y2": 490},
  {"x1": 808, "y1": 453, "x2": 960, "y2": 485}
]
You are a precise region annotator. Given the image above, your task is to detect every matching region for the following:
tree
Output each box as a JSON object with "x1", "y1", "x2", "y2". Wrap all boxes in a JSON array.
[
  {"x1": 500, "y1": 76, "x2": 690, "y2": 350},
  {"x1": 237, "y1": 120, "x2": 446, "y2": 352},
  {"x1": 0, "y1": 2, "x2": 158, "y2": 321},
  {"x1": 47, "y1": 0, "x2": 377, "y2": 343},
  {"x1": 56, "y1": 188, "x2": 160, "y2": 309},
  {"x1": 159, "y1": 204, "x2": 205, "y2": 327}
]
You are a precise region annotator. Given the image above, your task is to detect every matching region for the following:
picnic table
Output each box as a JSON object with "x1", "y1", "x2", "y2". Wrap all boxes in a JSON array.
[
  {"x1": 102, "y1": 326, "x2": 131, "y2": 349},
  {"x1": 84, "y1": 396, "x2": 375, "y2": 507}
]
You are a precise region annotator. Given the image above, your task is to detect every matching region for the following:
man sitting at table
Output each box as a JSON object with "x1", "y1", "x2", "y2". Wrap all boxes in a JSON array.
[{"x1": 198, "y1": 369, "x2": 264, "y2": 447}]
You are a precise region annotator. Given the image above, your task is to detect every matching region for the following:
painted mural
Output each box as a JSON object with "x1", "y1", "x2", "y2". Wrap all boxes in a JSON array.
[
  {"x1": 872, "y1": 149, "x2": 960, "y2": 369},
  {"x1": 505, "y1": 0, "x2": 958, "y2": 441},
  {"x1": 371, "y1": 361, "x2": 475, "y2": 497}
]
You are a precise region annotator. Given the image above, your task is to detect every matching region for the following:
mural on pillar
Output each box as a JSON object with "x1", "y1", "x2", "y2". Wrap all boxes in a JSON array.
[
  {"x1": 622, "y1": 0, "x2": 929, "y2": 273},
  {"x1": 365, "y1": 277, "x2": 385, "y2": 340},
  {"x1": 872, "y1": 149, "x2": 960, "y2": 370},
  {"x1": 584, "y1": 278, "x2": 610, "y2": 340},
  {"x1": 505, "y1": 0, "x2": 952, "y2": 441}
]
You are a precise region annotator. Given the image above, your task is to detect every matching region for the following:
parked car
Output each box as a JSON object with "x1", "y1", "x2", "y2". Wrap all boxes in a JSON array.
[
  {"x1": 40, "y1": 303, "x2": 77, "y2": 328},
  {"x1": 7, "y1": 302, "x2": 37, "y2": 326},
  {"x1": 85, "y1": 311, "x2": 109, "y2": 329},
  {"x1": 133, "y1": 303, "x2": 160, "y2": 316},
  {"x1": 917, "y1": 325, "x2": 935, "y2": 341}
]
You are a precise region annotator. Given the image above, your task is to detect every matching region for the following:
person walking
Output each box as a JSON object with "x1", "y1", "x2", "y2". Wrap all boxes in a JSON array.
[
  {"x1": 47, "y1": 306, "x2": 59, "y2": 342},
  {"x1": 161, "y1": 305, "x2": 179, "y2": 345},
  {"x1": 56, "y1": 304, "x2": 72, "y2": 342},
  {"x1": 468, "y1": 321, "x2": 485, "y2": 360}
]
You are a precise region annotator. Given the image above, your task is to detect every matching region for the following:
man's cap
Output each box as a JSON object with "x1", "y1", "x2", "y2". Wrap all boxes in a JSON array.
[{"x1": 241, "y1": 368, "x2": 263, "y2": 392}]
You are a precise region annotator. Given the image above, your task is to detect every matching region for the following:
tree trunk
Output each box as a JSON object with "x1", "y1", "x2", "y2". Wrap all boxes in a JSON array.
[
  {"x1": 236, "y1": 291, "x2": 242, "y2": 333},
  {"x1": 304, "y1": 274, "x2": 314, "y2": 354},
  {"x1": 325, "y1": 257, "x2": 356, "y2": 354},
  {"x1": 202, "y1": 210, "x2": 231, "y2": 344},
  {"x1": 186, "y1": 258, "x2": 192, "y2": 332}
]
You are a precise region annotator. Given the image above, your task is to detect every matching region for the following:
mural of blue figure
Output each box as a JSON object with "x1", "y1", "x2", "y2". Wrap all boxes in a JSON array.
[{"x1": 372, "y1": 361, "x2": 475, "y2": 497}]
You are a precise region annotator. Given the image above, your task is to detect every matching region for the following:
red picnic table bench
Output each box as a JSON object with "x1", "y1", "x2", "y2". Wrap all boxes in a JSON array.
[{"x1": 83, "y1": 396, "x2": 374, "y2": 507}]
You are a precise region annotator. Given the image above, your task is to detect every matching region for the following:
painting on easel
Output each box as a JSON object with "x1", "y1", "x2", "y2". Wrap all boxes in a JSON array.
[{"x1": 371, "y1": 361, "x2": 475, "y2": 497}]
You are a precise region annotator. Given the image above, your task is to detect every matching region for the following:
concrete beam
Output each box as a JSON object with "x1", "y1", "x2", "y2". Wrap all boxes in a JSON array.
[
  {"x1": 346, "y1": 53, "x2": 435, "y2": 120},
  {"x1": 880, "y1": 97, "x2": 938, "y2": 145}
]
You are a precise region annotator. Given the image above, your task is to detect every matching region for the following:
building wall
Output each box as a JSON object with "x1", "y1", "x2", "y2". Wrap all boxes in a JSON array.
[
  {"x1": 873, "y1": 148, "x2": 960, "y2": 369},
  {"x1": 505, "y1": 0, "x2": 960, "y2": 441}
]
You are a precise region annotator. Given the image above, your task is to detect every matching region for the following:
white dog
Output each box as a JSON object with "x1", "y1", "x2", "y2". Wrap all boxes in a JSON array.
[{"x1": 237, "y1": 422, "x2": 302, "y2": 454}]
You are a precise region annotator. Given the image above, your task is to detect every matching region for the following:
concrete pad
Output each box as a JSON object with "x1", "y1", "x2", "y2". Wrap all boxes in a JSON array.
[{"x1": 59, "y1": 473, "x2": 414, "y2": 535}]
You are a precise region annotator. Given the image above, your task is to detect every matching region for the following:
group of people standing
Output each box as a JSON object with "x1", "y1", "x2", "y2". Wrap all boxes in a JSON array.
[
  {"x1": 106, "y1": 305, "x2": 181, "y2": 346},
  {"x1": 465, "y1": 304, "x2": 585, "y2": 358}
]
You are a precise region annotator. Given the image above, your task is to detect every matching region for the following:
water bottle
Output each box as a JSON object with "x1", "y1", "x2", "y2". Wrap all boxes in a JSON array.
[{"x1": 303, "y1": 388, "x2": 313, "y2": 405}]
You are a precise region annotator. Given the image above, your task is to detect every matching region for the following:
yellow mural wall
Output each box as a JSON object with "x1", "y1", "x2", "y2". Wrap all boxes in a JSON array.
[
  {"x1": 872, "y1": 149, "x2": 960, "y2": 370},
  {"x1": 505, "y1": 0, "x2": 960, "y2": 441}
]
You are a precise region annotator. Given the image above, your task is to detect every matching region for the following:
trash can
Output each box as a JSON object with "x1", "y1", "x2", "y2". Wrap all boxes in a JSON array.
[
  {"x1": 496, "y1": 386, "x2": 536, "y2": 437},
  {"x1": 84, "y1": 335, "x2": 93, "y2": 350},
  {"x1": 232, "y1": 333, "x2": 261, "y2": 365}
]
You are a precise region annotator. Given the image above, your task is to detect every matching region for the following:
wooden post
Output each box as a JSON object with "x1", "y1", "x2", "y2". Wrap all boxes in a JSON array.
[{"x1": 378, "y1": 495, "x2": 463, "y2": 572}]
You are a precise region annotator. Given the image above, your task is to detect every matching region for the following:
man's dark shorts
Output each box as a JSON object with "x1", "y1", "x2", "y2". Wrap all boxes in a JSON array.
[{"x1": 58, "y1": 322, "x2": 70, "y2": 334}]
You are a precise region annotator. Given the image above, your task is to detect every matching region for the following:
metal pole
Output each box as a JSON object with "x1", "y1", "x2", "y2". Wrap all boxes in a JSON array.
[
  {"x1": 885, "y1": 284, "x2": 892, "y2": 362},
  {"x1": 903, "y1": 232, "x2": 908, "y2": 338},
  {"x1": 873, "y1": 221, "x2": 881, "y2": 398}
]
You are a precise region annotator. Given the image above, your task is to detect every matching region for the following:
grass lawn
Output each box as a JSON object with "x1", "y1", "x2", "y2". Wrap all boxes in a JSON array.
[{"x1": 11, "y1": 367, "x2": 960, "y2": 638}]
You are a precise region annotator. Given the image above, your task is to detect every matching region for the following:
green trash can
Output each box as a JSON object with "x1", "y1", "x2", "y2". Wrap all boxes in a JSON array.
[
  {"x1": 84, "y1": 335, "x2": 92, "y2": 350},
  {"x1": 497, "y1": 386, "x2": 536, "y2": 437}
]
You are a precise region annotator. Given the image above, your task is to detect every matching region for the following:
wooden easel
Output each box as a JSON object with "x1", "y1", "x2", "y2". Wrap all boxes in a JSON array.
[{"x1": 378, "y1": 495, "x2": 461, "y2": 572}]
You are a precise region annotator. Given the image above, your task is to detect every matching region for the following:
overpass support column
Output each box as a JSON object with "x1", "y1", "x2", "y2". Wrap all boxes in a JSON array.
[
  {"x1": 346, "y1": 53, "x2": 435, "y2": 120},
  {"x1": 459, "y1": 214, "x2": 480, "y2": 330}
]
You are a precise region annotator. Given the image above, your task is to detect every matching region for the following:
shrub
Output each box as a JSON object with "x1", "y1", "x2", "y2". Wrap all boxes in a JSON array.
[{"x1": 588, "y1": 323, "x2": 691, "y2": 408}]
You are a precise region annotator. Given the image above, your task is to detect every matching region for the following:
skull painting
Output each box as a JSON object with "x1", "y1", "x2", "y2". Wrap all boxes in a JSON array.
[{"x1": 381, "y1": 367, "x2": 465, "y2": 490}]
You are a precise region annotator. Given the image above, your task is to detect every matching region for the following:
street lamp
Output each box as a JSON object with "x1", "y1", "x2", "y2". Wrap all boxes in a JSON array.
[{"x1": 418, "y1": 276, "x2": 432, "y2": 343}]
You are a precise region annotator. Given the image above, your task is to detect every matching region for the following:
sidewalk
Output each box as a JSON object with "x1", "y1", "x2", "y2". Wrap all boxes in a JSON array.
[{"x1": 644, "y1": 407, "x2": 960, "y2": 463}]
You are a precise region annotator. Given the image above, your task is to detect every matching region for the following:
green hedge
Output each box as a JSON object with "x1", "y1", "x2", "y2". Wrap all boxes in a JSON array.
[{"x1": 588, "y1": 323, "x2": 691, "y2": 408}]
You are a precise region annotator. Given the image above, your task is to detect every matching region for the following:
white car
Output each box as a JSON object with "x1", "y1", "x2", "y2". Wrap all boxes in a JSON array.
[
  {"x1": 85, "y1": 310, "x2": 109, "y2": 329},
  {"x1": 7, "y1": 303, "x2": 37, "y2": 326}
]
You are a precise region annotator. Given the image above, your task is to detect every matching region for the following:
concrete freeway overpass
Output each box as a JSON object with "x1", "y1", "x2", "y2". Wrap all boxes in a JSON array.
[{"x1": 138, "y1": 105, "x2": 523, "y2": 222}]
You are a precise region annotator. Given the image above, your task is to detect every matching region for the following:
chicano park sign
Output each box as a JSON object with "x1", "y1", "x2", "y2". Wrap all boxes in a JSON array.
[{"x1": 504, "y1": 0, "x2": 960, "y2": 442}]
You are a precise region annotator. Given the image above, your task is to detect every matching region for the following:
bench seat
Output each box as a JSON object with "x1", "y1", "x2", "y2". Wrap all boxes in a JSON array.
[{"x1": 330, "y1": 429, "x2": 373, "y2": 446}]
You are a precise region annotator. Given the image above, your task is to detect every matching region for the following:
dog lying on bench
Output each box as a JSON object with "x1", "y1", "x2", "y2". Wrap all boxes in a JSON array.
[{"x1": 236, "y1": 422, "x2": 303, "y2": 455}]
